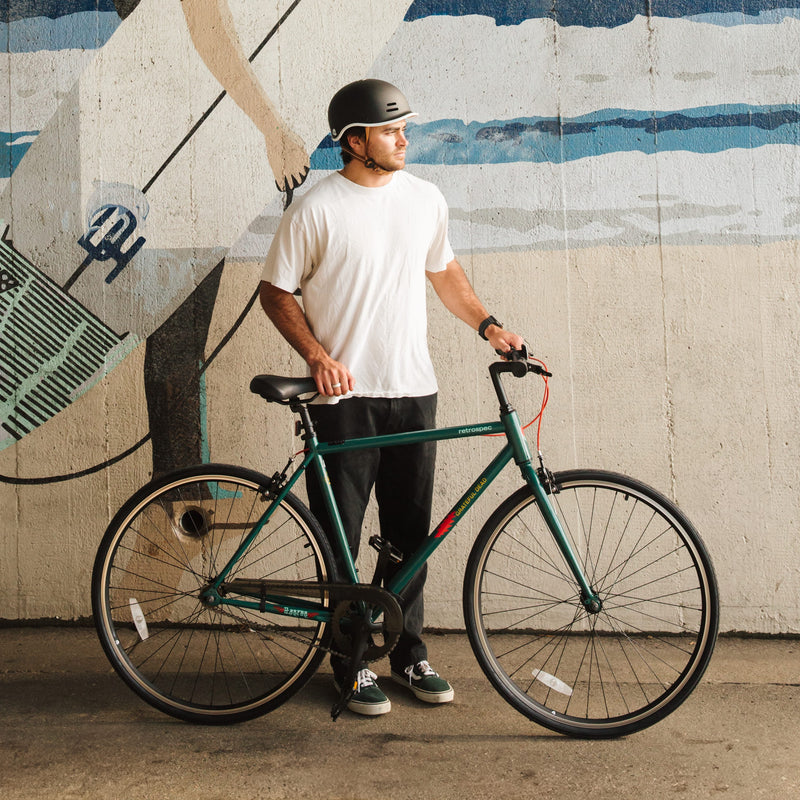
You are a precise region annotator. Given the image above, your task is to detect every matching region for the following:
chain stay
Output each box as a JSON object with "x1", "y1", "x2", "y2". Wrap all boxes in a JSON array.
[{"x1": 215, "y1": 580, "x2": 402, "y2": 662}]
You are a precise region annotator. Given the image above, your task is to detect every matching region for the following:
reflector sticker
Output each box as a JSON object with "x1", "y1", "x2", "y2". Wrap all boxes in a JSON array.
[
  {"x1": 532, "y1": 669, "x2": 573, "y2": 696},
  {"x1": 129, "y1": 598, "x2": 149, "y2": 641}
]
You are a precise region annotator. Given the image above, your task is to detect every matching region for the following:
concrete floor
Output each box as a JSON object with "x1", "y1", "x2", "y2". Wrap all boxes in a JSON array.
[{"x1": 1, "y1": 627, "x2": 798, "y2": 800}]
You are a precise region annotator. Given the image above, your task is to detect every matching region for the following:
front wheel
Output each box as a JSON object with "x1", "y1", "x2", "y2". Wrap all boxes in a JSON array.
[
  {"x1": 92, "y1": 464, "x2": 336, "y2": 724},
  {"x1": 463, "y1": 470, "x2": 719, "y2": 738}
]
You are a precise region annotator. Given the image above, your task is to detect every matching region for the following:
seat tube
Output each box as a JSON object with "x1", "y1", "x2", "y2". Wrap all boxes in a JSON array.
[
  {"x1": 303, "y1": 450, "x2": 355, "y2": 585},
  {"x1": 297, "y1": 409, "x2": 360, "y2": 585}
]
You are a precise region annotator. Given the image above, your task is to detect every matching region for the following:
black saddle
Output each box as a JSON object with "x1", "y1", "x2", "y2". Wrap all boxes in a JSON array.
[{"x1": 249, "y1": 374, "x2": 317, "y2": 403}]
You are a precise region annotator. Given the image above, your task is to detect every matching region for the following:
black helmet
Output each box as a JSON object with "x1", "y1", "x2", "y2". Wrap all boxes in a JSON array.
[{"x1": 328, "y1": 79, "x2": 417, "y2": 142}]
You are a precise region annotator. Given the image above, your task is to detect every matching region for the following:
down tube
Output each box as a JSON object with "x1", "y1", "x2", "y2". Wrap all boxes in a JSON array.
[{"x1": 386, "y1": 444, "x2": 515, "y2": 597}]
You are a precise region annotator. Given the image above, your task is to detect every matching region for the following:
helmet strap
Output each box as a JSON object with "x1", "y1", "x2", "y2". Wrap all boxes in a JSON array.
[{"x1": 341, "y1": 127, "x2": 387, "y2": 174}]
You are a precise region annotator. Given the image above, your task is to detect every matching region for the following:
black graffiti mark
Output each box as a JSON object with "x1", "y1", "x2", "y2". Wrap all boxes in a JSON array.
[
  {"x1": 69, "y1": 205, "x2": 146, "y2": 291},
  {"x1": 0, "y1": 280, "x2": 260, "y2": 485},
  {"x1": 141, "y1": 0, "x2": 303, "y2": 195}
]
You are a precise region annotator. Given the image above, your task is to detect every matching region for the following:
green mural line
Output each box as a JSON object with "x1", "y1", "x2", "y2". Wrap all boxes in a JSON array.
[{"x1": 0, "y1": 283, "x2": 260, "y2": 485}]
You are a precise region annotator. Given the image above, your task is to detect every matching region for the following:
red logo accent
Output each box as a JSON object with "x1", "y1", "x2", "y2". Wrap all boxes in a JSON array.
[{"x1": 435, "y1": 511, "x2": 458, "y2": 538}]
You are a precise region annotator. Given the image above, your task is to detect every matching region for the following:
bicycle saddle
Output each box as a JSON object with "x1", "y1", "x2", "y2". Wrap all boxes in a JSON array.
[{"x1": 250, "y1": 374, "x2": 317, "y2": 403}]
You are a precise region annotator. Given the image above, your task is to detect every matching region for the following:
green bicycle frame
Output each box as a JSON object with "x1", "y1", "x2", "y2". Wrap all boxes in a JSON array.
[{"x1": 210, "y1": 369, "x2": 601, "y2": 619}]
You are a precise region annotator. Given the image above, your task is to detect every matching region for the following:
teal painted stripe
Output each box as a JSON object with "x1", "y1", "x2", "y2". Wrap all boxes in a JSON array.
[
  {"x1": 0, "y1": 131, "x2": 37, "y2": 177},
  {"x1": 199, "y1": 363, "x2": 210, "y2": 464},
  {"x1": 311, "y1": 104, "x2": 800, "y2": 168}
]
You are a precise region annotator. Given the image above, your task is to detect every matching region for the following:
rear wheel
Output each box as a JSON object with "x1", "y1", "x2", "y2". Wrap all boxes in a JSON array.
[
  {"x1": 464, "y1": 470, "x2": 718, "y2": 737},
  {"x1": 92, "y1": 464, "x2": 336, "y2": 723}
]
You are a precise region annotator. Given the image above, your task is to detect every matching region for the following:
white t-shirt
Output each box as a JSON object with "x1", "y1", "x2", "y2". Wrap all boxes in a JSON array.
[{"x1": 262, "y1": 170, "x2": 455, "y2": 400}]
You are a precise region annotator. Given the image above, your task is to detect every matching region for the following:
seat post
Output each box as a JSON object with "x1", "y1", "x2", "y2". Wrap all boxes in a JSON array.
[{"x1": 291, "y1": 400, "x2": 317, "y2": 442}]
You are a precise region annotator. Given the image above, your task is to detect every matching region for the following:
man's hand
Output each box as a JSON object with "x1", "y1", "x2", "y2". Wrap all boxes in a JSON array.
[
  {"x1": 309, "y1": 355, "x2": 355, "y2": 398},
  {"x1": 485, "y1": 325, "x2": 525, "y2": 356}
]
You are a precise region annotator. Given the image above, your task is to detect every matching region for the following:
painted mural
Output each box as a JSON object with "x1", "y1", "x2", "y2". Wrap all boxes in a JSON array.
[{"x1": 1, "y1": 0, "x2": 799, "y2": 627}]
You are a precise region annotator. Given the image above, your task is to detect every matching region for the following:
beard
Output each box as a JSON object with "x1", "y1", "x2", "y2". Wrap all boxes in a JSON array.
[{"x1": 369, "y1": 150, "x2": 406, "y2": 173}]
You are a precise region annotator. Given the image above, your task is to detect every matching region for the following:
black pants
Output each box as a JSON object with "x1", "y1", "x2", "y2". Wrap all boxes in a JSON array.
[{"x1": 306, "y1": 394, "x2": 437, "y2": 673}]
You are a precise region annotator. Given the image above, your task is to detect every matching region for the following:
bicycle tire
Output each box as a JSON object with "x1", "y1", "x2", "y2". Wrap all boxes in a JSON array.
[
  {"x1": 463, "y1": 469, "x2": 719, "y2": 738},
  {"x1": 92, "y1": 463, "x2": 336, "y2": 724}
]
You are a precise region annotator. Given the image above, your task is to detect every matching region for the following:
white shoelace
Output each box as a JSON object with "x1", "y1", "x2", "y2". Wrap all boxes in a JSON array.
[
  {"x1": 356, "y1": 668, "x2": 380, "y2": 691},
  {"x1": 405, "y1": 660, "x2": 437, "y2": 679}
]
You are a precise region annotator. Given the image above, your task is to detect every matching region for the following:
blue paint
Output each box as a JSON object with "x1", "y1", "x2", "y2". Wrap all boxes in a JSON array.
[
  {"x1": 311, "y1": 104, "x2": 800, "y2": 168},
  {"x1": 199, "y1": 363, "x2": 210, "y2": 464},
  {"x1": 5, "y1": 100, "x2": 799, "y2": 177},
  {"x1": 404, "y1": 0, "x2": 800, "y2": 27},
  {"x1": 1, "y1": 11, "x2": 120, "y2": 52}
]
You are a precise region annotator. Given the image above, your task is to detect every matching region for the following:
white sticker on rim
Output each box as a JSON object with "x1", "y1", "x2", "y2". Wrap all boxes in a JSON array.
[
  {"x1": 532, "y1": 669, "x2": 573, "y2": 696},
  {"x1": 129, "y1": 598, "x2": 150, "y2": 641}
]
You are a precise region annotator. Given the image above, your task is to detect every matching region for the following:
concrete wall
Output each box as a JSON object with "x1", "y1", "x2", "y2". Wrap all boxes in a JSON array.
[{"x1": 2, "y1": 1, "x2": 799, "y2": 633}]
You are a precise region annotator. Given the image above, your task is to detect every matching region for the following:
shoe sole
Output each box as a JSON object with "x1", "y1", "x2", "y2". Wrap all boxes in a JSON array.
[
  {"x1": 347, "y1": 697, "x2": 392, "y2": 716},
  {"x1": 390, "y1": 673, "x2": 454, "y2": 704}
]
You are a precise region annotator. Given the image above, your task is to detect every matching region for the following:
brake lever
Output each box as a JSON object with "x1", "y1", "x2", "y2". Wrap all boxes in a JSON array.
[
  {"x1": 495, "y1": 344, "x2": 528, "y2": 362},
  {"x1": 528, "y1": 363, "x2": 553, "y2": 377}
]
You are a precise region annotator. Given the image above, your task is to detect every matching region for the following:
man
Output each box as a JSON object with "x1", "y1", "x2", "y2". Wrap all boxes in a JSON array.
[{"x1": 260, "y1": 79, "x2": 523, "y2": 716}]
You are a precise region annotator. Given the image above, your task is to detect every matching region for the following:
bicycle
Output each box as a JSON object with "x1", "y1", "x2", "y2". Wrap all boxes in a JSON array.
[{"x1": 91, "y1": 348, "x2": 719, "y2": 737}]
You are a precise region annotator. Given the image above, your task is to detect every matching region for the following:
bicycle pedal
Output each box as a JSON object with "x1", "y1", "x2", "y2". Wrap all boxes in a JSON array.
[{"x1": 368, "y1": 535, "x2": 403, "y2": 563}]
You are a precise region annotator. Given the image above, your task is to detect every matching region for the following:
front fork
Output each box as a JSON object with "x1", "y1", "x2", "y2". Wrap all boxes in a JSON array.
[{"x1": 505, "y1": 410, "x2": 603, "y2": 615}]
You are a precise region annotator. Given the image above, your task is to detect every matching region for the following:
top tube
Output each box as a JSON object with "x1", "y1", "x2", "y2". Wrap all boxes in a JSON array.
[{"x1": 314, "y1": 420, "x2": 506, "y2": 454}]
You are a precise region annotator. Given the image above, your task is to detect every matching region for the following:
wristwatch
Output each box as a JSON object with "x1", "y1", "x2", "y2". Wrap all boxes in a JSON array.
[{"x1": 478, "y1": 315, "x2": 503, "y2": 341}]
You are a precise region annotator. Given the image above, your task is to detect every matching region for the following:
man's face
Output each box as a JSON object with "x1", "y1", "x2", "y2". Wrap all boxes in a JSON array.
[{"x1": 361, "y1": 121, "x2": 409, "y2": 172}]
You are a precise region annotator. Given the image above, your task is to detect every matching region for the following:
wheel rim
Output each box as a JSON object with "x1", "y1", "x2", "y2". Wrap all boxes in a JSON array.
[{"x1": 473, "y1": 476, "x2": 716, "y2": 732}]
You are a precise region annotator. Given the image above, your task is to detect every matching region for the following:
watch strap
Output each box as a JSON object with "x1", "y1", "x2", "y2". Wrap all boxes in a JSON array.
[{"x1": 478, "y1": 315, "x2": 502, "y2": 340}]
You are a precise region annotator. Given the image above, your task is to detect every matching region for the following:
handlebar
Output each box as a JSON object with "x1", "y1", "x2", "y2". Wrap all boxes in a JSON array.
[{"x1": 492, "y1": 345, "x2": 552, "y2": 377}]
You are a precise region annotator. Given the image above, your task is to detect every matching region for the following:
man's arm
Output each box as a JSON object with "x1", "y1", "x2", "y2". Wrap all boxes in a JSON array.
[
  {"x1": 180, "y1": 0, "x2": 309, "y2": 189},
  {"x1": 427, "y1": 259, "x2": 525, "y2": 353},
  {"x1": 259, "y1": 281, "x2": 354, "y2": 396}
]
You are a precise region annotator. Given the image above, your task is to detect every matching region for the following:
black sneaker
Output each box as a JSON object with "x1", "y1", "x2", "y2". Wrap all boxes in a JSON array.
[
  {"x1": 391, "y1": 660, "x2": 454, "y2": 704},
  {"x1": 334, "y1": 667, "x2": 391, "y2": 716}
]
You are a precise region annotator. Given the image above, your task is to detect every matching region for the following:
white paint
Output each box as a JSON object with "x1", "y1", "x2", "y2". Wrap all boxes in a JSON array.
[{"x1": 376, "y1": 16, "x2": 800, "y2": 120}]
